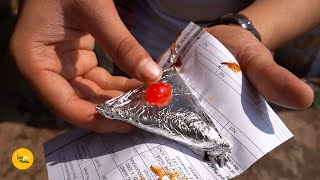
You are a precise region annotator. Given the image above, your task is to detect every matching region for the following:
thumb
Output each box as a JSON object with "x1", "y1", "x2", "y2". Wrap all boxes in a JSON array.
[
  {"x1": 239, "y1": 44, "x2": 314, "y2": 109},
  {"x1": 70, "y1": 0, "x2": 162, "y2": 83}
]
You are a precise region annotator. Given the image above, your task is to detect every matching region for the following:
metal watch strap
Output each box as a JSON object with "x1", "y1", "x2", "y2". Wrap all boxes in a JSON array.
[{"x1": 208, "y1": 13, "x2": 262, "y2": 41}]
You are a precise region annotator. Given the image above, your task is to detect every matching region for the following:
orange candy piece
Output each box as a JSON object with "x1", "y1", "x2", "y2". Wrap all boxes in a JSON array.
[{"x1": 145, "y1": 82, "x2": 172, "y2": 107}]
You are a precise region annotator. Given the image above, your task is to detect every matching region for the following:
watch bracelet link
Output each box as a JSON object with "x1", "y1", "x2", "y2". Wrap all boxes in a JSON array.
[{"x1": 208, "y1": 13, "x2": 262, "y2": 42}]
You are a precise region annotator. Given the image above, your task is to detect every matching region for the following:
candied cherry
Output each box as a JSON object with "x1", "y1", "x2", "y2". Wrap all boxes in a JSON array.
[{"x1": 145, "y1": 82, "x2": 172, "y2": 107}]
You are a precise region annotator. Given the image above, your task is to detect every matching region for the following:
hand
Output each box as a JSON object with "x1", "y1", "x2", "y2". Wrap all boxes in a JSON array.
[
  {"x1": 10, "y1": 0, "x2": 162, "y2": 133},
  {"x1": 206, "y1": 25, "x2": 314, "y2": 109}
]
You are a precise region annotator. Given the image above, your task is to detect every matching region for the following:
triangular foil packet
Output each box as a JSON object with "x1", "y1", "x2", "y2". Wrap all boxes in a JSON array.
[{"x1": 97, "y1": 68, "x2": 230, "y2": 166}]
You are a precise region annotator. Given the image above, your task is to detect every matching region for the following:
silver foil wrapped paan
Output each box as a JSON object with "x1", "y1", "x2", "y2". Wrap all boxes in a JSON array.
[{"x1": 96, "y1": 68, "x2": 231, "y2": 167}]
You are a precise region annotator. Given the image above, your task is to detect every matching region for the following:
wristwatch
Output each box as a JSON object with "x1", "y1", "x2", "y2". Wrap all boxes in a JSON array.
[{"x1": 208, "y1": 13, "x2": 261, "y2": 41}]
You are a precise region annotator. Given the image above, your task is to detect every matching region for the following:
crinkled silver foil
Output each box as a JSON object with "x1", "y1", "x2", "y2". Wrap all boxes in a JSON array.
[{"x1": 96, "y1": 68, "x2": 230, "y2": 166}]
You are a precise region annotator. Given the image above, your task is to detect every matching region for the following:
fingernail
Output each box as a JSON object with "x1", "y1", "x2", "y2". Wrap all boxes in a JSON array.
[{"x1": 138, "y1": 59, "x2": 163, "y2": 83}]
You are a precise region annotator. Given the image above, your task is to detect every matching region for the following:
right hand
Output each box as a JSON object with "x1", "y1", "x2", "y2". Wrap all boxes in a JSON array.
[{"x1": 10, "y1": 0, "x2": 162, "y2": 133}]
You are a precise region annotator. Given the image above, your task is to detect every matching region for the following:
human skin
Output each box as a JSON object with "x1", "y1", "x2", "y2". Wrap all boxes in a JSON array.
[
  {"x1": 10, "y1": 0, "x2": 317, "y2": 133},
  {"x1": 205, "y1": 0, "x2": 320, "y2": 110},
  {"x1": 10, "y1": 0, "x2": 162, "y2": 133}
]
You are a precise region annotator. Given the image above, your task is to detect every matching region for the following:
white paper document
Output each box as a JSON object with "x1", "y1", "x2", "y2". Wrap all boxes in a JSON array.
[{"x1": 44, "y1": 22, "x2": 293, "y2": 180}]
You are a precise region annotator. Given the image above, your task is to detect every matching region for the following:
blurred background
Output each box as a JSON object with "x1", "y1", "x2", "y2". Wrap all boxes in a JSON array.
[{"x1": 0, "y1": 1, "x2": 319, "y2": 179}]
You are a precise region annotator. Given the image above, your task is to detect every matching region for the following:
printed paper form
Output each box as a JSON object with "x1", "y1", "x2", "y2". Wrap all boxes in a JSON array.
[{"x1": 44, "y1": 22, "x2": 293, "y2": 180}]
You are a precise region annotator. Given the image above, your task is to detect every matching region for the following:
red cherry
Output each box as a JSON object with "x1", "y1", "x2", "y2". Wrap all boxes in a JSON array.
[{"x1": 145, "y1": 82, "x2": 172, "y2": 107}]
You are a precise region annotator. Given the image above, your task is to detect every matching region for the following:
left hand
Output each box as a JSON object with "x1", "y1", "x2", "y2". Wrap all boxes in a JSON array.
[{"x1": 206, "y1": 25, "x2": 314, "y2": 109}]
